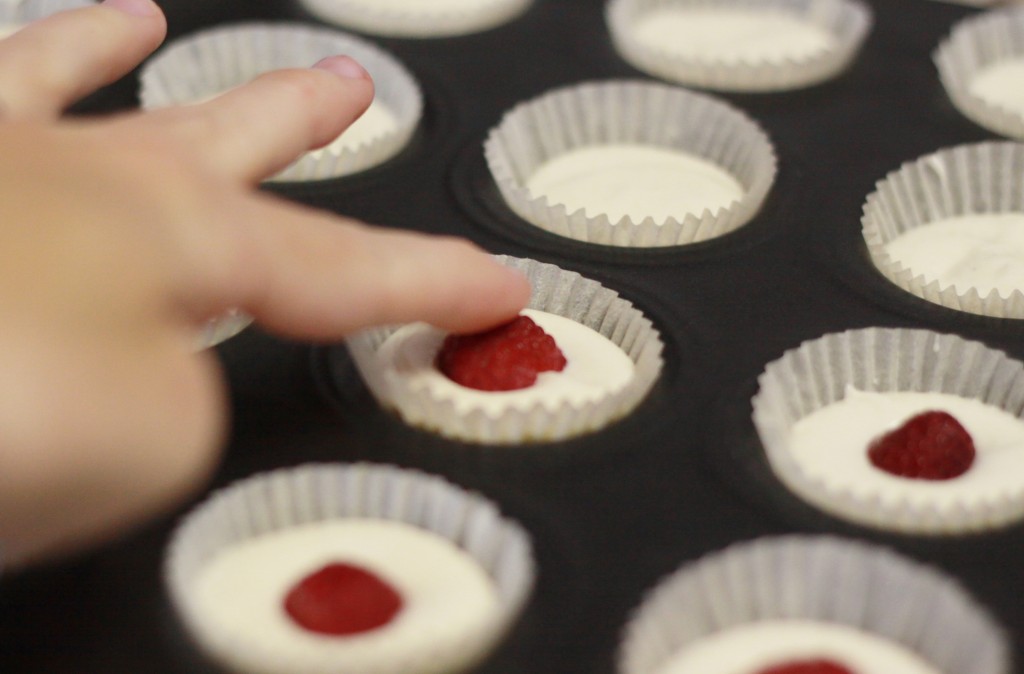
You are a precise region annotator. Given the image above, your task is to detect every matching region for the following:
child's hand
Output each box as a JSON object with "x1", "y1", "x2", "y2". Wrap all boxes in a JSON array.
[{"x1": 0, "y1": 0, "x2": 530, "y2": 567}]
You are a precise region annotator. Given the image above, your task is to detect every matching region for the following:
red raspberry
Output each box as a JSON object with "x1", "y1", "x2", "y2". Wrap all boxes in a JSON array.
[
  {"x1": 436, "y1": 314, "x2": 567, "y2": 391},
  {"x1": 867, "y1": 410, "x2": 975, "y2": 480},
  {"x1": 283, "y1": 562, "x2": 403, "y2": 636},
  {"x1": 756, "y1": 659, "x2": 855, "y2": 674}
]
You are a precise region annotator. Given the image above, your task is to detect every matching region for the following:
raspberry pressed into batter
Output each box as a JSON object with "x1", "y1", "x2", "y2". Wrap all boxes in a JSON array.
[
  {"x1": 436, "y1": 314, "x2": 567, "y2": 391},
  {"x1": 756, "y1": 659, "x2": 855, "y2": 674},
  {"x1": 283, "y1": 562, "x2": 403, "y2": 636},
  {"x1": 867, "y1": 410, "x2": 975, "y2": 480}
]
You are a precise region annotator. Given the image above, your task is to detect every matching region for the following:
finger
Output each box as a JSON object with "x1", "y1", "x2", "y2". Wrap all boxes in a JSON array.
[
  {"x1": 137, "y1": 56, "x2": 374, "y2": 183},
  {"x1": 203, "y1": 195, "x2": 532, "y2": 339},
  {"x1": 0, "y1": 0, "x2": 166, "y2": 119}
]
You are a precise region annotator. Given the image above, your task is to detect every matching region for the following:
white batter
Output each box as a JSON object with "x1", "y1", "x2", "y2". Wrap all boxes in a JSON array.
[
  {"x1": 325, "y1": 0, "x2": 501, "y2": 9},
  {"x1": 310, "y1": 99, "x2": 399, "y2": 157},
  {"x1": 787, "y1": 388, "x2": 1024, "y2": 511},
  {"x1": 653, "y1": 620, "x2": 941, "y2": 674},
  {"x1": 187, "y1": 94, "x2": 397, "y2": 158},
  {"x1": 630, "y1": 9, "x2": 836, "y2": 64},
  {"x1": 884, "y1": 213, "x2": 1024, "y2": 297},
  {"x1": 378, "y1": 309, "x2": 636, "y2": 415},
  {"x1": 968, "y1": 57, "x2": 1024, "y2": 115},
  {"x1": 190, "y1": 519, "x2": 500, "y2": 674},
  {"x1": 525, "y1": 144, "x2": 744, "y2": 224}
]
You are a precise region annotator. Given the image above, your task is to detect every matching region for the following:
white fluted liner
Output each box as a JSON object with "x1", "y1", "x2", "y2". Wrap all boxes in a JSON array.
[
  {"x1": 935, "y1": 8, "x2": 1024, "y2": 140},
  {"x1": 346, "y1": 255, "x2": 665, "y2": 444},
  {"x1": 862, "y1": 141, "x2": 1024, "y2": 319},
  {"x1": 618, "y1": 535, "x2": 1010, "y2": 674},
  {"x1": 752, "y1": 327, "x2": 1024, "y2": 534},
  {"x1": 483, "y1": 80, "x2": 777, "y2": 247},
  {"x1": 166, "y1": 462, "x2": 535, "y2": 674},
  {"x1": 606, "y1": 0, "x2": 872, "y2": 92},
  {"x1": 298, "y1": 0, "x2": 532, "y2": 38},
  {"x1": 139, "y1": 22, "x2": 422, "y2": 183}
]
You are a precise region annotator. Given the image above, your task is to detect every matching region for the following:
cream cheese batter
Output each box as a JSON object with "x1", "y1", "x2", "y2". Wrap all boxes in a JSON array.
[
  {"x1": 330, "y1": 0, "x2": 504, "y2": 9},
  {"x1": 524, "y1": 144, "x2": 744, "y2": 224},
  {"x1": 191, "y1": 519, "x2": 500, "y2": 674},
  {"x1": 630, "y1": 9, "x2": 836, "y2": 64},
  {"x1": 377, "y1": 309, "x2": 636, "y2": 415},
  {"x1": 883, "y1": 213, "x2": 1024, "y2": 297},
  {"x1": 653, "y1": 620, "x2": 941, "y2": 674},
  {"x1": 968, "y1": 56, "x2": 1024, "y2": 114},
  {"x1": 311, "y1": 99, "x2": 399, "y2": 157},
  {"x1": 787, "y1": 388, "x2": 1024, "y2": 511}
]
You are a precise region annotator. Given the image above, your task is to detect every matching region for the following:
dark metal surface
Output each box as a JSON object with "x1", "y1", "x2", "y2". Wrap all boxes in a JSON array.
[{"x1": 4, "y1": 1, "x2": 1023, "y2": 672}]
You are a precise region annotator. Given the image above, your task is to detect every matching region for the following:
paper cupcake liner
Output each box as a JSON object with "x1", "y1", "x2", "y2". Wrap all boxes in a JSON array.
[
  {"x1": 345, "y1": 255, "x2": 665, "y2": 444},
  {"x1": 298, "y1": 0, "x2": 533, "y2": 38},
  {"x1": 618, "y1": 535, "x2": 1010, "y2": 674},
  {"x1": 861, "y1": 141, "x2": 1024, "y2": 319},
  {"x1": 752, "y1": 327, "x2": 1024, "y2": 534},
  {"x1": 139, "y1": 22, "x2": 422, "y2": 183},
  {"x1": 165, "y1": 462, "x2": 535, "y2": 674},
  {"x1": 935, "y1": 8, "x2": 1024, "y2": 140},
  {"x1": 483, "y1": 80, "x2": 777, "y2": 247},
  {"x1": 606, "y1": 0, "x2": 873, "y2": 92}
]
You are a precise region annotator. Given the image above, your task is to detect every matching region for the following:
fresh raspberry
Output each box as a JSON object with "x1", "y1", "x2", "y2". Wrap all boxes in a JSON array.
[
  {"x1": 867, "y1": 410, "x2": 975, "y2": 480},
  {"x1": 756, "y1": 659, "x2": 855, "y2": 674},
  {"x1": 436, "y1": 314, "x2": 567, "y2": 391},
  {"x1": 283, "y1": 562, "x2": 403, "y2": 636}
]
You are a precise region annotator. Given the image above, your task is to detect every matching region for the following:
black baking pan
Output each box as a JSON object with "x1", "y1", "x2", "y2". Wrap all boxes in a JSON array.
[{"x1": 3, "y1": 0, "x2": 1023, "y2": 672}]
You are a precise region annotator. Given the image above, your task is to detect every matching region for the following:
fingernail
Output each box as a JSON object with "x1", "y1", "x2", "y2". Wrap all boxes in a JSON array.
[
  {"x1": 312, "y1": 55, "x2": 370, "y2": 80},
  {"x1": 102, "y1": 0, "x2": 158, "y2": 17}
]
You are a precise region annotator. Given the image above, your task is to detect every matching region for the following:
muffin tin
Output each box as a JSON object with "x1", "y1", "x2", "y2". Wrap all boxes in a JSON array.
[{"x1": 4, "y1": 0, "x2": 1024, "y2": 672}]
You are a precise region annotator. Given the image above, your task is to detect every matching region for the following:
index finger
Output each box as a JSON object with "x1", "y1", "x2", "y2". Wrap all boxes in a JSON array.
[
  {"x1": 137, "y1": 56, "x2": 374, "y2": 184},
  {"x1": 201, "y1": 194, "x2": 532, "y2": 339}
]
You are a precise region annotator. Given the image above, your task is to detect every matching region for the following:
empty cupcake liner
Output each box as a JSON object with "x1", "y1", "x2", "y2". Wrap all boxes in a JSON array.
[
  {"x1": 139, "y1": 22, "x2": 422, "y2": 183},
  {"x1": 345, "y1": 255, "x2": 665, "y2": 444},
  {"x1": 605, "y1": 0, "x2": 873, "y2": 92},
  {"x1": 165, "y1": 462, "x2": 535, "y2": 674},
  {"x1": 752, "y1": 326, "x2": 1024, "y2": 534},
  {"x1": 618, "y1": 534, "x2": 1010, "y2": 674},
  {"x1": 483, "y1": 80, "x2": 777, "y2": 247},
  {"x1": 861, "y1": 141, "x2": 1024, "y2": 319},
  {"x1": 935, "y1": 7, "x2": 1024, "y2": 140},
  {"x1": 298, "y1": 0, "x2": 533, "y2": 38}
]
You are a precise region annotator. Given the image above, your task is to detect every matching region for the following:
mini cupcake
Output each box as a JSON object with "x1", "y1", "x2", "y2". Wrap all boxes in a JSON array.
[
  {"x1": 619, "y1": 535, "x2": 1009, "y2": 674},
  {"x1": 861, "y1": 141, "x2": 1024, "y2": 319},
  {"x1": 752, "y1": 326, "x2": 1024, "y2": 535},
  {"x1": 297, "y1": 0, "x2": 533, "y2": 38},
  {"x1": 483, "y1": 80, "x2": 777, "y2": 247},
  {"x1": 0, "y1": 0, "x2": 95, "y2": 37},
  {"x1": 605, "y1": 0, "x2": 873, "y2": 92},
  {"x1": 165, "y1": 462, "x2": 535, "y2": 674},
  {"x1": 139, "y1": 22, "x2": 422, "y2": 183},
  {"x1": 935, "y1": 7, "x2": 1024, "y2": 140},
  {"x1": 345, "y1": 255, "x2": 665, "y2": 444}
]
